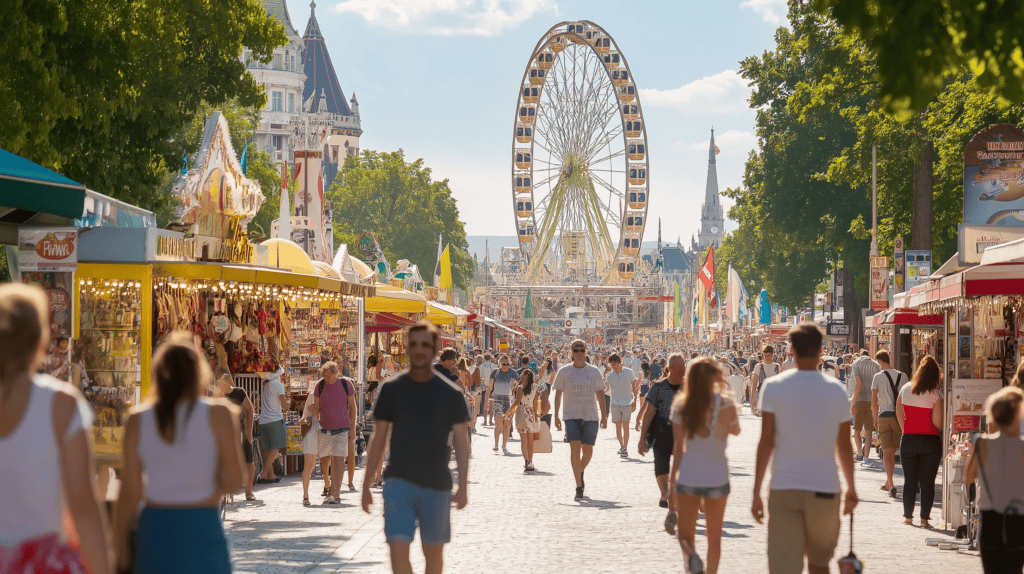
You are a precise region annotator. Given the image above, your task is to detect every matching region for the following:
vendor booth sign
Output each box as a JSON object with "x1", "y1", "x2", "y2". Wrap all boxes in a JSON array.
[
  {"x1": 951, "y1": 378, "x2": 1003, "y2": 431},
  {"x1": 17, "y1": 227, "x2": 77, "y2": 272},
  {"x1": 870, "y1": 256, "x2": 888, "y2": 311}
]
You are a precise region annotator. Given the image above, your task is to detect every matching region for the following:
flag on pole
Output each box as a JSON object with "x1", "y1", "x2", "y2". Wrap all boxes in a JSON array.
[
  {"x1": 433, "y1": 233, "x2": 443, "y2": 286},
  {"x1": 281, "y1": 161, "x2": 288, "y2": 190},
  {"x1": 277, "y1": 185, "x2": 291, "y2": 240},
  {"x1": 699, "y1": 246, "x2": 715, "y2": 293},
  {"x1": 439, "y1": 245, "x2": 453, "y2": 292},
  {"x1": 673, "y1": 282, "x2": 680, "y2": 329},
  {"x1": 726, "y1": 264, "x2": 746, "y2": 324}
]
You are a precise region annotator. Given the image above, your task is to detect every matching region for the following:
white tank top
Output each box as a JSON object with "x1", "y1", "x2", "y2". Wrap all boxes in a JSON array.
[
  {"x1": 674, "y1": 395, "x2": 730, "y2": 488},
  {"x1": 138, "y1": 398, "x2": 219, "y2": 505},
  {"x1": 0, "y1": 375, "x2": 91, "y2": 547}
]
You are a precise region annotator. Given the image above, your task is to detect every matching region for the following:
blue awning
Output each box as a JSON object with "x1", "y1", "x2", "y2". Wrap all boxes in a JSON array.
[{"x1": 0, "y1": 148, "x2": 86, "y2": 219}]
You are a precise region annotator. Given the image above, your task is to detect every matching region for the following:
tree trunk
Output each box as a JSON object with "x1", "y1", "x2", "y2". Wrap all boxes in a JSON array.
[
  {"x1": 841, "y1": 259, "x2": 863, "y2": 347},
  {"x1": 912, "y1": 121, "x2": 934, "y2": 251}
]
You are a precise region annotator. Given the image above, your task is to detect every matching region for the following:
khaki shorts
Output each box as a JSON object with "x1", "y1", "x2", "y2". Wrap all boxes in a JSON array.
[
  {"x1": 610, "y1": 403, "x2": 632, "y2": 423},
  {"x1": 768, "y1": 489, "x2": 841, "y2": 572},
  {"x1": 877, "y1": 416, "x2": 902, "y2": 449},
  {"x1": 854, "y1": 402, "x2": 874, "y2": 434}
]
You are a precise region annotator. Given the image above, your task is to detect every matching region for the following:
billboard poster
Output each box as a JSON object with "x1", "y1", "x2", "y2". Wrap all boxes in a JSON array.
[
  {"x1": 870, "y1": 256, "x2": 888, "y2": 311},
  {"x1": 905, "y1": 250, "x2": 932, "y2": 290},
  {"x1": 963, "y1": 123, "x2": 1024, "y2": 226},
  {"x1": 17, "y1": 228, "x2": 78, "y2": 382},
  {"x1": 18, "y1": 227, "x2": 77, "y2": 272}
]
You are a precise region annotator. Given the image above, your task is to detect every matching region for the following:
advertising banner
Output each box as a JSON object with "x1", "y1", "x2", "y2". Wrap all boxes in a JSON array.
[
  {"x1": 894, "y1": 236, "x2": 905, "y2": 293},
  {"x1": 951, "y1": 378, "x2": 1003, "y2": 431},
  {"x1": 963, "y1": 123, "x2": 1024, "y2": 226},
  {"x1": 958, "y1": 224, "x2": 1024, "y2": 265},
  {"x1": 870, "y1": 256, "x2": 888, "y2": 311}
]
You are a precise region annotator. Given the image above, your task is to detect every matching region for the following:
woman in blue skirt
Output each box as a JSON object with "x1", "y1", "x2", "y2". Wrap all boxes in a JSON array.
[{"x1": 114, "y1": 332, "x2": 246, "y2": 573}]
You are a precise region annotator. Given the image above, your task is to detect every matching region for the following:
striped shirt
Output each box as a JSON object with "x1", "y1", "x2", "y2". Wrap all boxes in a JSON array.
[{"x1": 852, "y1": 358, "x2": 880, "y2": 402}]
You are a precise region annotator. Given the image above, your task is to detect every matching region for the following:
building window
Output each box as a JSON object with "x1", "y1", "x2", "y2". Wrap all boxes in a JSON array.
[
  {"x1": 272, "y1": 91, "x2": 283, "y2": 111},
  {"x1": 272, "y1": 135, "x2": 283, "y2": 150},
  {"x1": 272, "y1": 53, "x2": 282, "y2": 70},
  {"x1": 288, "y1": 93, "x2": 295, "y2": 113}
]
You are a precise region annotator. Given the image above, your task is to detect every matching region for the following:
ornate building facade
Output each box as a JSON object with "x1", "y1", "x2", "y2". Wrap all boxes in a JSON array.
[{"x1": 245, "y1": 0, "x2": 362, "y2": 171}]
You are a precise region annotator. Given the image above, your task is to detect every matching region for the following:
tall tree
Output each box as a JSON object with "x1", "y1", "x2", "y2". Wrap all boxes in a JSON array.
[
  {"x1": 0, "y1": 0, "x2": 285, "y2": 213},
  {"x1": 327, "y1": 150, "x2": 475, "y2": 290},
  {"x1": 816, "y1": 0, "x2": 1024, "y2": 117}
]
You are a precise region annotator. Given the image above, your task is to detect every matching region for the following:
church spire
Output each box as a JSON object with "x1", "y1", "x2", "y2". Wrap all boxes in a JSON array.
[{"x1": 705, "y1": 128, "x2": 719, "y2": 208}]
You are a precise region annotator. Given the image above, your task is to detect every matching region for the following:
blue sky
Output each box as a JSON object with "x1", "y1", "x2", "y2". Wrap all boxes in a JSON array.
[{"x1": 285, "y1": 0, "x2": 788, "y2": 246}]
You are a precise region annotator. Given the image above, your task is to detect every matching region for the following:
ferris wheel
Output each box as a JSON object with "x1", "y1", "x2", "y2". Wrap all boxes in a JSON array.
[{"x1": 512, "y1": 20, "x2": 649, "y2": 285}]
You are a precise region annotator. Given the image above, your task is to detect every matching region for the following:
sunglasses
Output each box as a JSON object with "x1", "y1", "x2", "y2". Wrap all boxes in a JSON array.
[
  {"x1": 500, "y1": 363, "x2": 510, "y2": 367},
  {"x1": 572, "y1": 348, "x2": 586, "y2": 353}
]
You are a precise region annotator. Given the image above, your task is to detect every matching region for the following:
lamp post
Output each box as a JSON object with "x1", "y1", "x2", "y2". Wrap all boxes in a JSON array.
[{"x1": 870, "y1": 145, "x2": 879, "y2": 257}]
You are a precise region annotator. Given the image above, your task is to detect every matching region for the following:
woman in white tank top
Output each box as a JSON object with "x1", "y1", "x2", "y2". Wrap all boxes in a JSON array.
[
  {"x1": 0, "y1": 284, "x2": 112, "y2": 574},
  {"x1": 669, "y1": 357, "x2": 741, "y2": 574},
  {"x1": 113, "y1": 332, "x2": 245, "y2": 574}
]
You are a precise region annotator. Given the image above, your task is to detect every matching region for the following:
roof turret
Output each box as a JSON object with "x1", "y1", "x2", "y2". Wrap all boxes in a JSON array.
[
  {"x1": 261, "y1": 0, "x2": 299, "y2": 38},
  {"x1": 302, "y1": 2, "x2": 353, "y2": 116}
]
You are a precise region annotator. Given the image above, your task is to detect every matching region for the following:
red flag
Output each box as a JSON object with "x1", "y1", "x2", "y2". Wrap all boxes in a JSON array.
[
  {"x1": 281, "y1": 161, "x2": 288, "y2": 189},
  {"x1": 699, "y1": 245, "x2": 715, "y2": 293}
]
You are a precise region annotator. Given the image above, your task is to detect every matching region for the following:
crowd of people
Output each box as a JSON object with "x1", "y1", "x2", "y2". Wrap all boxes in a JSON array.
[{"x1": 3, "y1": 282, "x2": 1024, "y2": 573}]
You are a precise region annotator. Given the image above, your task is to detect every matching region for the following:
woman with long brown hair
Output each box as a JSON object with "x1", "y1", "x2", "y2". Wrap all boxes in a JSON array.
[
  {"x1": 669, "y1": 357, "x2": 741, "y2": 574},
  {"x1": 0, "y1": 284, "x2": 112, "y2": 574},
  {"x1": 896, "y1": 355, "x2": 944, "y2": 528},
  {"x1": 114, "y1": 332, "x2": 245, "y2": 573}
]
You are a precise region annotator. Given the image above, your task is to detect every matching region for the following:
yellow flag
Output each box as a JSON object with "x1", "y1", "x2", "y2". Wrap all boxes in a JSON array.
[{"x1": 439, "y1": 245, "x2": 453, "y2": 291}]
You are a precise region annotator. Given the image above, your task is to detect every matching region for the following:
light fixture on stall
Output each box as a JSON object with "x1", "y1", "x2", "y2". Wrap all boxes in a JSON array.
[{"x1": 389, "y1": 337, "x2": 400, "y2": 356}]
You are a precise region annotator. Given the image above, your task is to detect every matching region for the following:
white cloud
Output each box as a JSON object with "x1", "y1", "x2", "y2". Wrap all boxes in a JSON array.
[
  {"x1": 639, "y1": 70, "x2": 750, "y2": 114},
  {"x1": 332, "y1": 0, "x2": 557, "y2": 36},
  {"x1": 686, "y1": 130, "x2": 758, "y2": 155},
  {"x1": 740, "y1": 0, "x2": 786, "y2": 26}
]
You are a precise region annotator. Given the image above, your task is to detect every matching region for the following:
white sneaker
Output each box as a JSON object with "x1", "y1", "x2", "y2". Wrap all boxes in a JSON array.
[{"x1": 502, "y1": 446, "x2": 509, "y2": 456}]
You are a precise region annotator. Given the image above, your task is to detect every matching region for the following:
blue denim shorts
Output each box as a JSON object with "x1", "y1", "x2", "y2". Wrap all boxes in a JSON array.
[
  {"x1": 564, "y1": 419, "x2": 599, "y2": 446},
  {"x1": 383, "y1": 478, "x2": 452, "y2": 545},
  {"x1": 675, "y1": 482, "x2": 730, "y2": 499}
]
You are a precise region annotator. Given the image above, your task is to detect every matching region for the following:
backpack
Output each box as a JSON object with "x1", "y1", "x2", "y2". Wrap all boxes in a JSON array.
[
  {"x1": 756, "y1": 362, "x2": 779, "y2": 392},
  {"x1": 881, "y1": 371, "x2": 903, "y2": 415}
]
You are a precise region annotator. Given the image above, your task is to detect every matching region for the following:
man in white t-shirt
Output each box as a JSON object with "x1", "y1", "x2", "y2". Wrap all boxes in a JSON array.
[
  {"x1": 478, "y1": 354, "x2": 496, "y2": 426},
  {"x1": 752, "y1": 324, "x2": 858, "y2": 574},
  {"x1": 603, "y1": 353, "x2": 637, "y2": 458},
  {"x1": 553, "y1": 339, "x2": 607, "y2": 500},
  {"x1": 257, "y1": 364, "x2": 289, "y2": 483},
  {"x1": 750, "y1": 346, "x2": 780, "y2": 416},
  {"x1": 870, "y1": 350, "x2": 905, "y2": 494}
]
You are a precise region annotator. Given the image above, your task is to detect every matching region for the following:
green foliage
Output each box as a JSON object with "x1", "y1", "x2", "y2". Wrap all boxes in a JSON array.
[
  {"x1": 0, "y1": 0, "x2": 286, "y2": 215},
  {"x1": 815, "y1": 0, "x2": 1024, "y2": 117},
  {"x1": 327, "y1": 150, "x2": 475, "y2": 290},
  {"x1": 728, "y1": 5, "x2": 869, "y2": 310}
]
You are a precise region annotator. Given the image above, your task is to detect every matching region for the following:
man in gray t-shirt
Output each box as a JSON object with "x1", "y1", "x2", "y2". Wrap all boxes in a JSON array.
[
  {"x1": 489, "y1": 356, "x2": 519, "y2": 454},
  {"x1": 870, "y1": 351, "x2": 905, "y2": 493},
  {"x1": 850, "y1": 351, "x2": 881, "y2": 461},
  {"x1": 553, "y1": 339, "x2": 607, "y2": 499}
]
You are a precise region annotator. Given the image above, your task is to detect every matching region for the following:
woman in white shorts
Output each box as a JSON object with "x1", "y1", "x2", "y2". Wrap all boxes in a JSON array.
[
  {"x1": 670, "y1": 358, "x2": 741, "y2": 574},
  {"x1": 300, "y1": 380, "x2": 329, "y2": 506}
]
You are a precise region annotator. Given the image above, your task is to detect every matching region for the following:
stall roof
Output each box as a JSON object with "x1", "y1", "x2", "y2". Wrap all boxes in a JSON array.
[
  {"x1": 867, "y1": 307, "x2": 943, "y2": 328},
  {"x1": 980, "y1": 238, "x2": 1024, "y2": 266},
  {"x1": 911, "y1": 261, "x2": 1024, "y2": 305},
  {"x1": 0, "y1": 148, "x2": 86, "y2": 220},
  {"x1": 365, "y1": 283, "x2": 427, "y2": 314},
  {"x1": 365, "y1": 311, "x2": 417, "y2": 333},
  {"x1": 484, "y1": 317, "x2": 520, "y2": 337}
]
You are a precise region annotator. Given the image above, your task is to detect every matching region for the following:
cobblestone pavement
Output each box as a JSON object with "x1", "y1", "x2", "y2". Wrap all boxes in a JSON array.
[{"x1": 225, "y1": 411, "x2": 982, "y2": 573}]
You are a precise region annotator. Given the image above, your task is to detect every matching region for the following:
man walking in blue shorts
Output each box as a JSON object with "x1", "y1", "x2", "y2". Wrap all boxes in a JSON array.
[
  {"x1": 553, "y1": 339, "x2": 608, "y2": 500},
  {"x1": 362, "y1": 321, "x2": 470, "y2": 574}
]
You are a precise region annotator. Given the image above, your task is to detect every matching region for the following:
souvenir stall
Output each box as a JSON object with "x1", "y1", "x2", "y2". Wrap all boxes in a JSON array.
[
  {"x1": 909, "y1": 261, "x2": 1024, "y2": 531},
  {"x1": 864, "y1": 294, "x2": 943, "y2": 377},
  {"x1": 426, "y1": 301, "x2": 471, "y2": 350}
]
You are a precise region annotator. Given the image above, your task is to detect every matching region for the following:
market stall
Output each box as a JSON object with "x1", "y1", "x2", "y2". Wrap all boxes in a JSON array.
[{"x1": 908, "y1": 260, "x2": 1024, "y2": 531}]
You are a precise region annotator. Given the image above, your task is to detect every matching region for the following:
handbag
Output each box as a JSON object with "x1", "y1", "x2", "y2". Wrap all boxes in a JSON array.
[
  {"x1": 534, "y1": 420, "x2": 553, "y2": 454},
  {"x1": 837, "y1": 513, "x2": 862, "y2": 574},
  {"x1": 300, "y1": 417, "x2": 312, "y2": 438}
]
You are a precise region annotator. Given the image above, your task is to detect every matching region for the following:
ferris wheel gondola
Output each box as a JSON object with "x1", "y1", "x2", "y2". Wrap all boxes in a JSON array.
[{"x1": 511, "y1": 20, "x2": 650, "y2": 284}]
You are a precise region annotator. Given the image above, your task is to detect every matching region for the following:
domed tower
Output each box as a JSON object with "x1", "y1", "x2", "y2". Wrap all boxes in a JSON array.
[{"x1": 302, "y1": 1, "x2": 362, "y2": 169}]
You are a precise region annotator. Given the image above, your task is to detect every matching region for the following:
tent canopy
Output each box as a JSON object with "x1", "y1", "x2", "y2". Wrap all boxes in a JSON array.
[
  {"x1": 365, "y1": 283, "x2": 427, "y2": 314},
  {"x1": 0, "y1": 148, "x2": 87, "y2": 220}
]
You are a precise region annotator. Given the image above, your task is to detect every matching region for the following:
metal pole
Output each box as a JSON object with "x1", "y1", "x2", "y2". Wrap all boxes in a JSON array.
[{"x1": 870, "y1": 145, "x2": 879, "y2": 256}]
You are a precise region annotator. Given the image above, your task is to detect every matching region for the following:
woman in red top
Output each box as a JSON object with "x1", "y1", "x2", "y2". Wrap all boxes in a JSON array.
[{"x1": 896, "y1": 355, "x2": 944, "y2": 527}]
